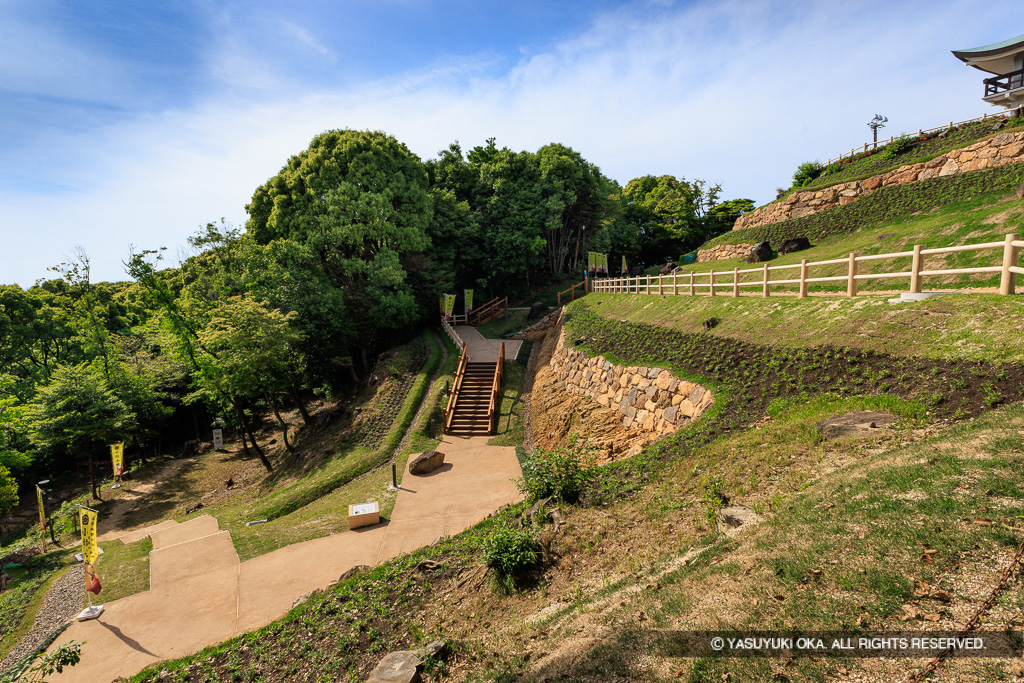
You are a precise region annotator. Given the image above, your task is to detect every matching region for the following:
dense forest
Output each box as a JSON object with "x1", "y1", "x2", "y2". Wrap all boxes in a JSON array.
[{"x1": 0, "y1": 129, "x2": 751, "y2": 516}]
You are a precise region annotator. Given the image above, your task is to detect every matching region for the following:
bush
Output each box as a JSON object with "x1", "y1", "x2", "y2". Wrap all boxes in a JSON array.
[
  {"x1": 882, "y1": 135, "x2": 915, "y2": 160},
  {"x1": 791, "y1": 160, "x2": 824, "y2": 188},
  {"x1": 517, "y1": 439, "x2": 597, "y2": 504},
  {"x1": 481, "y1": 524, "x2": 539, "y2": 589}
]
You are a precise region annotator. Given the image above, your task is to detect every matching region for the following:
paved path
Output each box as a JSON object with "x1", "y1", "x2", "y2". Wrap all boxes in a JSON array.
[
  {"x1": 455, "y1": 325, "x2": 523, "y2": 362},
  {"x1": 49, "y1": 436, "x2": 522, "y2": 682}
]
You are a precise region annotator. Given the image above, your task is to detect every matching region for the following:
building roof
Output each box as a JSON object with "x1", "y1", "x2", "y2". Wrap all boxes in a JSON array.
[{"x1": 953, "y1": 33, "x2": 1024, "y2": 75}]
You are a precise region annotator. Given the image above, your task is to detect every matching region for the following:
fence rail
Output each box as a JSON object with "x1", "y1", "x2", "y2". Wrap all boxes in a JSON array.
[
  {"x1": 442, "y1": 343, "x2": 469, "y2": 433},
  {"x1": 441, "y1": 317, "x2": 466, "y2": 353},
  {"x1": 488, "y1": 342, "x2": 504, "y2": 435},
  {"x1": 591, "y1": 234, "x2": 1022, "y2": 300},
  {"x1": 557, "y1": 280, "x2": 588, "y2": 306},
  {"x1": 826, "y1": 112, "x2": 1017, "y2": 166}
]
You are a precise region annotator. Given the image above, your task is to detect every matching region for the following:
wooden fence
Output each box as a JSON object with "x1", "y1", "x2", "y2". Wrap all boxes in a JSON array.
[
  {"x1": 591, "y1": 234, "x2": 1023, "y2": 299},
  {"x1": 441, "y1": 317, "x2": 466, "y2": 353},
  {"x1": 557, "y1": 280, "x2": 588, "y2": 306},
  {"x1": 827, "y1": 112, "x2": 1018, "y2": 166}
]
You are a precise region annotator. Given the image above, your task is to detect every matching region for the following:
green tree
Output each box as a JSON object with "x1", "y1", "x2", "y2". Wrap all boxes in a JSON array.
[
  {"x1": 29, "y1": 364, "x2": 133, "y2": 501},
  {"x1": 246, "y1": 129, "x2": 433, "y2": 374},
  {"x1": 0, "y1": 464, "x2": 18, "y2": 530},
  {"x1": 197, "y1": 297, "x2": 304, "y2": 464}
]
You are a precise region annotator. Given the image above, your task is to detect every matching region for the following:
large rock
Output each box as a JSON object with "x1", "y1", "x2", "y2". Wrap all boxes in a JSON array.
[
  {"x1": 630, "y1": 265, "x2": 646, "y2": 276},
  {"x1": 815, "y1": 411, "x2": 896, "y2": 440},
  {"x1": 366, "y1": 651, "x2": 422, "y2": 683},
  {"x1": 747, "y1": 242, "x2": 774, "y2": 263},
  {"x1": 659, "y1": 262, "x2": 676, "y2": 275},
  {"x1": 528, "y1": 301, "x2": 550, "y2": 319},
  {"x1": 778, "y1": 237, "x2": 811, "y2": 255},
  {"x1": 717, "y1": 505, "x2": 759, "y2": 533},
  {"x1": 409, "y1": 450, "x2": 446, "y2": 475}
]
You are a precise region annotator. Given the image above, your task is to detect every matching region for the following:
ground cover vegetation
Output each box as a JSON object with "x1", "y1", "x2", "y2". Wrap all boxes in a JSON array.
[
  {"x1": 706, "y1": 160, "x2": 1024, "y2": 250},
  {"x1": 660, "y1": 195, "x2": 1024, "y2": 295},
  {"x1": 783, "y1": 116, "x2": 1024, "y2": 196}
]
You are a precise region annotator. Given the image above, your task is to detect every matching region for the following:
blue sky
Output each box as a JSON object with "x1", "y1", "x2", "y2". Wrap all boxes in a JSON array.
[{"x1": 2, "y1": 0, "x2": 1024, "y2": 286}]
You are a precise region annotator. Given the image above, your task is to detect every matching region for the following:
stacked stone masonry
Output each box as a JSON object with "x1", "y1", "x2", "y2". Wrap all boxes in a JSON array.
[
  {"x1": 549, "y1": 330, "x2": 713, "y2": 436},
  {"x1": 730, "y1": 130, "x2": 1024, "y2": 234},
  {"x1": 696, "y1": 243, "x2": 756, "y2": 263}
]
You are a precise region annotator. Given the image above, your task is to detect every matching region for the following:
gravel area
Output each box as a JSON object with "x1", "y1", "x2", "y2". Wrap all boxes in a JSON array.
[{"x1": 0, "y1": 566, "x2": 82, "y2": 676}]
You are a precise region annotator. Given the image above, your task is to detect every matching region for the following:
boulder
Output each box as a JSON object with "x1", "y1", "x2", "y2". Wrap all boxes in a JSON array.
[
  {"x1": 630, "y1": 265, "x2": 646, "y2": 276},
  {"x1": 658, "y1": 262, "x2": 676, "y2": 275},
  {"x1": 815, "y1": 411, "x2": 896, "y2": 440},
  {"x1": 0, "y1": 571, "x2": 12, "y2": 592},
  {"x1": 366, "y1": 651, "x2": 422, "y2": 683},
  {"x1": 778, "y1": 237, "x2": 811, "y2": 255},
  {"x1": 747, "y1": 242, "x2": 774, "y2": 263},
  {"x1": 416, "y1": 640, "x2": 449, "y2": 663},
  {"x1": 1017, "y1": 181, "x2": 1024, "y2": 200},
  {"x1": 528, "y1": 301, "x2": 550, "y2": 319},
  {"x1": 409, "y1": 450, "x2": 445, "y2": 475},
  {"x1": 716, "y1": 505, "x2": 759, "y2": 533}
]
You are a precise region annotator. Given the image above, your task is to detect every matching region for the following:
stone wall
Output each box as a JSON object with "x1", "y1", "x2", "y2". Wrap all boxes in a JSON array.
[
  {"x1": 731, "y1": 130, "x2": 1024, "y2": 233},
  {"x1": 696, "y1": 243, "x2": 755, "y2": 263},
  {"x1": 549, "y1": 328, "x2": 713, "y2": 436}
]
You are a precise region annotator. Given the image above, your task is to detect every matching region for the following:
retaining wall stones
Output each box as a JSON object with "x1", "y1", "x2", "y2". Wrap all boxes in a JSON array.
[
  {"x1": 549, "y1": 328, "x2": 713, "y2": 435},
  {"x1": 730, "y1": 130, "x2": 1024, "y2": 234},
  {"x1": 696, "y1": 243, "x2": 756, "y2": 263}
]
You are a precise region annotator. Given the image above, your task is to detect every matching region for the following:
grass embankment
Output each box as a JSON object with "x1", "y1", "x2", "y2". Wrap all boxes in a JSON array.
[
  {"x1": 123, "y1": 396, "x2": 1024, "y2": 682},
  {"x1": 795, "y1": 116, "x2": 1024, "y2": 194},
  {"x1": 705, "y1": 163, "x2": 1024, "y2": 251},
  {"x1": 0, "y1": 551, "x2": 76, "y2": 661},
  {"x1": 476, "y1": 308, "x2": 530, "y2": 339}
]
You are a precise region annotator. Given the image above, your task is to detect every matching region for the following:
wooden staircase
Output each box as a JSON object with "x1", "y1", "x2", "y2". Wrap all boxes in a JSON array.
[{"x1": 443, "y1": 343, "x2": 504, "y2": 436}]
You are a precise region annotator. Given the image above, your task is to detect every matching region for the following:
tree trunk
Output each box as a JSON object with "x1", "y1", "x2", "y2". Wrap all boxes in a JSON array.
[
  {"x1": 88, "y1": 451, "x2": 100, "y2": 501},
  {"x1": 265, "y1": 393, "x2": 294, "y2": 454},
  {"x1": 234, "y1": 404, "x2": 272, "y2": 472},
  {"x1": 191, "y1": 405, "x2": 202, "y2": 442},
  {"x1": 287, "y1": 386, "x2": 311, "y2": 426}
]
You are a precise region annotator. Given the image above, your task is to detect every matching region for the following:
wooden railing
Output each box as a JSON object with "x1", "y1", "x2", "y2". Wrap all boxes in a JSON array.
[
  {"x1": 985, "y1": 68, "x2": 1024, "y2": 97},
  {"x1": 557, "y1": 280, "x2": 588, "y2": 306},
  {"x1": 827, "y1": 112, "x2": 1019, "y2": 166},
  {"x1": 488, "y1": 342, "x2": 504, "y2": 435},
  {"x1": 442, "y1": 344, "x2": 469, "y2": 433},
  {"x1": 468, "y1": 296, "x2": 508, "y2": 326},
  {"x1": 590, "y1": 233, "x2": 1023, "y2": 299},
  {"x1": 441, "y1": 316, "x2": 466, "y2": 354}
]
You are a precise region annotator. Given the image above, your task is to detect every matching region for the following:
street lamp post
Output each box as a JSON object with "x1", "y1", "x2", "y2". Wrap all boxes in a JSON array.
[{"x1": 868, "y1": 114, "x2": 888, "y2": 148}]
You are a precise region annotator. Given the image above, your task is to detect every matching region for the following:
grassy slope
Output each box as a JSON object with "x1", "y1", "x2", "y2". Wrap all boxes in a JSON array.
[
  {"x1": 794, "y1": 116, "x2": 1024, "y2": 194},
  {"x1": 705, "y1": 163, "x2": 1024, "y2": 251},
  {"x1": 693, "y1": 195, "x2": 1024, "y2": 291}
]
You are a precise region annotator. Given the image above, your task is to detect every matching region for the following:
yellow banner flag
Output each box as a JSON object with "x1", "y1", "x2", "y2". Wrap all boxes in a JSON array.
[
  {"x1": 80, "y1": 508, "x2": 99, "y2": 568},
  {"x1": 111, "y1": 442, "x2": 124, "y2": 476},
  {"x1": 37, "y1": 486, "x2": 46, "y2": 531},
  {"x1": 444, "y1": 294, "x2": 456, "y2": 316}
]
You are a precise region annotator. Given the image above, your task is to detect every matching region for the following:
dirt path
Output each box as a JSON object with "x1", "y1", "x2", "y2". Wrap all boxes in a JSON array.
[{"x1": 96, "y1": 458, "x2": 194, "y2": 542}]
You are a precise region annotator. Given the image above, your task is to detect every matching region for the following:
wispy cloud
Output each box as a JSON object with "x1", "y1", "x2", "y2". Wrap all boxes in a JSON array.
[{"x1": 279, "y1": 20, "x2": 337, "y2": 62}]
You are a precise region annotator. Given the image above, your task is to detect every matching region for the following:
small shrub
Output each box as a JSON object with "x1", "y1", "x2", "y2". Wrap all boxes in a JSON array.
[
  {"x1": 517, "y1": 439, "x2": 598, "y2": 504},
  {"x1": 482, "y1": 524, "x2": 539, "y2": 591},
  {"x1": 792, "y1": 160, "x2": 824, "y2": 188},
  {"x1": 882, "y1": 134, "x2": 915, "y2": 159}
]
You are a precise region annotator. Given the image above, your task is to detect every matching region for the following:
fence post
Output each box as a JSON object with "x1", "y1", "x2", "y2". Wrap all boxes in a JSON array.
[
  {"x1": 710, "y1": 270, "x2": 716, "y2": 297},
  {"x1": 847, "y1": 252, "x2": 858, "y2": 297},
  {"x1": 762, "y1": 263, "x2": 770, "y2": 297},
  {"x1": 689, "y1": 272, "x2": 695, "y2": 296},
  {"x1": 733, "y1": 267, "x2": 739, "y2": 297},
  {"x1": 674, "y1": 272, "x2": 678, "y2": 296},
  {"x1": 647, "y1": 274, "x2": 651, "y2": 294},
  {"x1": 910, "y1": 244, "x2": 923, "y2": 293},
  {"x1": 558, "y1": 291, "x2": 562, "y2": 306},
  {"x1": 798, "y1": 259, "x2": 809, "y2": 298},
  {"x1": 1000, "y1": 232, "x2": 1021, "y2": 295}
]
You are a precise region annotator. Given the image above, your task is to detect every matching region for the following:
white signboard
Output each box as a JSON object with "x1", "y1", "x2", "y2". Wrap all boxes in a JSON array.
[
  {"x1": 351, "y1": 503, "x2": 377, "y2": 515},
  {"x1": 212, "y1": 429, "x2": 224, "y2": 450}
]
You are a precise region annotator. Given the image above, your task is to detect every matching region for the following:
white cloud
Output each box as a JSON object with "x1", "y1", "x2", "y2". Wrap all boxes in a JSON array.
[{"x1": 3, "y1": 0, "x2": 1023, "y2": 287}]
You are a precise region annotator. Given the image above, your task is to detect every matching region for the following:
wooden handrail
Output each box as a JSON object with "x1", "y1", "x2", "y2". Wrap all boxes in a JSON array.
[
  {"x1": 467, "y1": 296, "x2": 508, "y2": 326},
  {"x1": 557, "y1": 280, "x2": 588, "y2": 306},
  {"x1": 487, "y1": 342, "x2": 504, "y2": 435},
  {"x1": 443, "y1": 344, "x2": 469, "y2": 433},
  {"x1": 985, "y1": 67, "x2": 1024, "y2": 96},
  {"x1": 590, "y1": 233, "x2": 1021, "y2": 299}
]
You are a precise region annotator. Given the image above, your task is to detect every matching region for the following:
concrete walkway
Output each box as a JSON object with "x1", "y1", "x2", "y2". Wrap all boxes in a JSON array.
[
  {"x1": 455, "y1": 325, "x2": 523, "y2": 362},
  {"x1": 50, "y1": 436, "x2": 523, "y2": 682}
]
